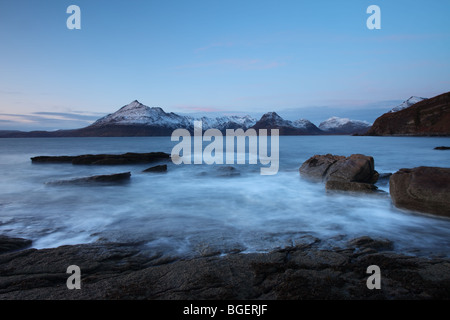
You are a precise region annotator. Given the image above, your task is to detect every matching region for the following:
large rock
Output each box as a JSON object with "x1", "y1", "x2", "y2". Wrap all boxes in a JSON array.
[
  {"x1": 299, "y1": 154, "x2": 345, "y2": 182},
  {"x1": 300, "y1": 154, "x2": 379, "y2": 192},
  {"x1": 390, "y1": 167, "x2": 450, "y2": 217}
]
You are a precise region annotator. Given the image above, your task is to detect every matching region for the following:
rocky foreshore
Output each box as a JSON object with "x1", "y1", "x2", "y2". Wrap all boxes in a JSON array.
[{"x1": 0, "y1": 235, "x2": 449, "y2": 300}]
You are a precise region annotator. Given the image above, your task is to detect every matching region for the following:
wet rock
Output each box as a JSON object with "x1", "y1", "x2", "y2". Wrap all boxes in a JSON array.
[
  {"x1": 300, "y1": 154, "x2": 378, "y2": 183},
  {"x1": 299, "y1": 154, "x2": 345, "y2": 182},
  {"x1": 31, "y1": 152, "x2": 170, "y2": 165},
  {"x1": 290, "y1": 250, "x2": 349, "y2": 268},
  {"x1": 0, "y1": 237, "x2": 449, "y2": 300},
  {"x1": 300, "y1": 154, "x2": 379, "y2": 192},
  {"x1": 30, "y1": 156, "x2": 75, "y2": 163},
  {"x1": 326, "y1": 180, "x2": 378, "y2": 193},
  {"x1": 389, "y1": 167, "x2": 450, "y2": 217},
  {"x1": 348, "y1": 236, "x2": 394, "y2": 251},
  {"x1": 142, "y1": 165, "x2": 167, "y2": 173},
  {"x1": 47, "y1": 172, "x2": 131, "y2": 185},
  {"x1": 0, "y1": 236, "x2": 32, "y2": 254},
  {"x1": 376, "y1": 173, "x2": 392, "y2": 187},
  {"x1": 217, "y1": 166, "x2": 240, "y2": 177}
]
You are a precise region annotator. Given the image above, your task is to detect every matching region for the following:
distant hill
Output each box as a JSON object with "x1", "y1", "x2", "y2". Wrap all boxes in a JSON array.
[{"x1": 366, "y1": 92, "x2": 450, "y2": 136}]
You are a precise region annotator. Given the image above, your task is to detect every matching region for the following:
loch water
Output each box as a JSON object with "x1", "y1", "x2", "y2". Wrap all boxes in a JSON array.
[{"x1": 0, "y1": 136, "x2": 449, "y2": 258}]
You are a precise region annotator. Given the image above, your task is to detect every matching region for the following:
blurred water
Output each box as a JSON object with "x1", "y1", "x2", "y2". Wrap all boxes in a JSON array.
[{"x1": 0, "y1": 136, "x2": 449, "y2": 258}]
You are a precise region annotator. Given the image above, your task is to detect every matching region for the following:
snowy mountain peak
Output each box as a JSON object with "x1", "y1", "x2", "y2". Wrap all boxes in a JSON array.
[
  {"x1": 91, "y1": 101, "x2": 178, "y2": 127},
  {"x1": 390, "y1": 96, "x2": 427, "y2": 113},
  {"x1": 90, "y1": 101, "x2": 256, "y2": 130},
  {"x1": 259, "y1": 112, "x2": 289, "y2": 126},
  {"x1": 319, "y1": 117, "x2": 371, "y2": 134},
  {"x1": 261, "y1": 111, "x2": 281, "y2": 119}
]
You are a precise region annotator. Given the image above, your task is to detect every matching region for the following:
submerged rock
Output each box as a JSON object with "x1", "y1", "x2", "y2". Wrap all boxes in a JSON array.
[
  {"x1": 389, "y1": 167, "x2": 450, "y2": 217},
  {"x1": 434, "y1": 146, "x2": 450, "y2": 150},
  {"x1": 143, "y1": 164, "x2": 167, "y2": 173},
  {"x1": 47, "y1": 172, "x2": 131, "y2": 185},
  {"x1": 300, "y1": 154, "x2": 379, "y2": 192},
  {"x1": 217, "y1": 166, "x2": 240, "y2": 177},
  {"x1": 31, "y1": 152, "x2": 170, "y2": 165}
]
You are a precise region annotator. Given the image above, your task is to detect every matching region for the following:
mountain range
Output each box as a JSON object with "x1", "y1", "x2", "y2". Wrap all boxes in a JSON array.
[
  {"x1": 2, "y1": 93, "x2": 448, "y2": 137},
  {"x1": 0, "y1": 100, "x2": 372, "y2": 137}
]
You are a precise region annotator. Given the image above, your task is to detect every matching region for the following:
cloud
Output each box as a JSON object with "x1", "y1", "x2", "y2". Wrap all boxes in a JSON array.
[{"x1": 0, "y1": 111, "x2": 106, "y2": 131}]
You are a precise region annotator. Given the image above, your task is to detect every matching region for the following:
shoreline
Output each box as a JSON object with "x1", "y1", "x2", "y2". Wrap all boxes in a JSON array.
[{"x1": 1, "y1": 235, "x2": 449, "y2": 300}]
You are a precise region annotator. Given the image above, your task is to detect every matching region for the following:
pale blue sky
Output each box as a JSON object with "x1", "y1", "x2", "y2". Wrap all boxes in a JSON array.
[{"x1": 0, "y1": 0, "x2": 449, "y2": 130}]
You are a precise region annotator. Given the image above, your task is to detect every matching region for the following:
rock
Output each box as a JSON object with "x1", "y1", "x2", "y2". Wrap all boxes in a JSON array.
[
  {"x1": 31, "y1": 152, "x2": 170, "y2": 165},
  {"x1": 0, "y1": 236, "x2": 32, "y2": 254},
  {"x1": 327, "y1": 154, "x2": 378, "y2": 183},
  {"x1": 0, "y1": 237, "x2": 449, "y2": 300},
  {"x1": 326, "y1": 180, "x2": 378, "y2": 193},
  {"x1": 377, "y1": 173, "x2": 392, "y2": 184},
  {"x1": 143, "y1": 165, "x2": 167, "y2": 173},
  {"x1": 47, "y1": 172, "x2": 131, "y2": 185},
  {"x1": 300, "y1": 154, "x2": 379, "y2": 192},
  {"x1": 389, "y1": 167, "x2": 450, "y2": 217},
  {"x1": 30, "y1": 156, "x2": 75, "y2": 163},
  {"x1": 217, "y1": 166, "x2": 240, "y2": 177},
  {"x1": 434, "y1": 146, "x2": 450, "y2": 150},
  {"x1": 290, "y1": 250, "x2": 349, "y2": 268},
  {"x1": 348, "y1": 236, "x2": 394, "y2": 251},
  {"x1": 299, "y1": 154, "x2": 345, "y2": 182}
]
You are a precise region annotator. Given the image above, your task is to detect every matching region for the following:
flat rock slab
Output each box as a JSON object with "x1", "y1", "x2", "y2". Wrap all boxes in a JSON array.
[
  {"x1": 434, "y1": 146, "x2": 450, "y2": 150},
  {"x1": 390, "y1": 166, "x2": 450, "y2": 217},
  {"x1": 31, "y1": 152, "x2": 170, "y2": 165},
  {"x1": 142, "y1": 164, "x2": 167, "y2": 173},
  {"x1": 46, "y1": 172, "x2": 131, "y2": 185},
  {"x1": 0, "y1": 236, "x2": 449, "y2": 300}
]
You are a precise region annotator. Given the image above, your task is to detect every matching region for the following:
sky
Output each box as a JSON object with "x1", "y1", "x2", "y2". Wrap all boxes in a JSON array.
[{"x1": 0, "y1": 0, "x2": 449, "y2": 130}]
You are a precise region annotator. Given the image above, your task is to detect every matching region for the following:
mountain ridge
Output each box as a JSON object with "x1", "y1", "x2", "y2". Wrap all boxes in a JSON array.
[
  {"x1": 366, "y1": 92, "x2": 450, "y2": 136},
  {"x1": 2, "y1": 97, "x2": 434, "y2": 137}
]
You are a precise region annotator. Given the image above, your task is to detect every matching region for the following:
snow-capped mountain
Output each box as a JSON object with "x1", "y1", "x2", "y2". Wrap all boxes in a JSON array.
[
  {"x1": 319, "y1": 117, "x2": 372, "y2": 135},
  {"x1": 90, "y1": 100, "x2": 257, "y2": 132},
  {"x1": 0, "y1": 100, "x2": 380, "y2": 137},
  {"x1": 390, "y1": 96, "x2": 427, "y2": 113},
  {"x1": 91, "y1": 100, "x2": 190, "y2": 128}
]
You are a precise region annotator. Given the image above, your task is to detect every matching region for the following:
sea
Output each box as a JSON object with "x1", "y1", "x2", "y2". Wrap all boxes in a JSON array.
[{"x1": 0, "y1": 136, "x2": 449, "y2": 258}]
